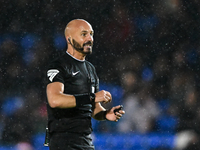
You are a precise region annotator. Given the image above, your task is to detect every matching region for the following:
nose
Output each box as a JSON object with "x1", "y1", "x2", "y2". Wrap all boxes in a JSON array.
[{"x1": 87, "y1": 34, "x2": 93, "y2": 42}]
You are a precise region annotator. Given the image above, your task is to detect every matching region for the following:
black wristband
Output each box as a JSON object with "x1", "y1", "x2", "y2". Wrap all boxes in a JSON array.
[
  {"x1": 74, "y1": 93, "x2": 91, "y2": 107},
  {"x1": 103, "y1": 110, "x2": 107, "y2": 120}
]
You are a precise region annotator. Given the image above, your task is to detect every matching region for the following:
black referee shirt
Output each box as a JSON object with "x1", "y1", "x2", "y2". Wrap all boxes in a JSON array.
[{"x1": 46, "y1": 52, "x2": 99, "y2": 135}]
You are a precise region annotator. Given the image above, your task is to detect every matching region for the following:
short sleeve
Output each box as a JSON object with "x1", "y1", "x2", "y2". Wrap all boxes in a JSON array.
[{"x1": 46, "y1": 61, "x2": 65, "y2": 84}]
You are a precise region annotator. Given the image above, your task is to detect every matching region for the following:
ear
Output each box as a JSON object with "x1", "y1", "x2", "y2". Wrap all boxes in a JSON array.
[
  {"x1": 68, "y1": 37, "x2": 73, "y2": 45},
  {"x1": 67, "y1": 37, "x2": 71, "y2": 43}
]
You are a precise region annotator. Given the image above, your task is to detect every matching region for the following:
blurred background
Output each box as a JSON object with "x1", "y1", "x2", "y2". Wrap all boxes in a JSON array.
[{"x1": 0, "y1": 0, "x2": 200, "y2": 150}]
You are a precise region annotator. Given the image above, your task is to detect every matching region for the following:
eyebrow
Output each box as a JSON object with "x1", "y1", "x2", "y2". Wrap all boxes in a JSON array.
[{"x1": 81, "y1": 30, "x2": 94, "y2": 33}]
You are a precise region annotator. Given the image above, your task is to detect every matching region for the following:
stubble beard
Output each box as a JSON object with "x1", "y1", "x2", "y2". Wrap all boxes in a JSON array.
[{"x1": 72, "y1": 39, "x2": 93, "y2": 55}]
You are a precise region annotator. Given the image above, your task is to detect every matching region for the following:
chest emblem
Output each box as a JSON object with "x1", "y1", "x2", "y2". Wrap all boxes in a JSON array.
[{"x1": 72, "y1": 71, "x2": 80, "y2": 76}]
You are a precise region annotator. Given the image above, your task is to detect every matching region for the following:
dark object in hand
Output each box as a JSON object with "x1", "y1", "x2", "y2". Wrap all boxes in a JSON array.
[{"x1": 114, "y1": 105, "x2": 123, "y2": 115}]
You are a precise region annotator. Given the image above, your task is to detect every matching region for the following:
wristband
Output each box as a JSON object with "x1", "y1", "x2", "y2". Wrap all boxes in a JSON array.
[
  {"x1": 74, "y1": 93, "x2": 91, "y2": 107},
  {"x1": 103, "y1": 110, "x2": 107, "y2": 120}
]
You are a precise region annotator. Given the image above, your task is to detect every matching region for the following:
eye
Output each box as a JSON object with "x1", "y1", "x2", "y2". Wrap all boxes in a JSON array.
[{"x1": 81, "y1": 33, "x2": 86, "y2": 37}]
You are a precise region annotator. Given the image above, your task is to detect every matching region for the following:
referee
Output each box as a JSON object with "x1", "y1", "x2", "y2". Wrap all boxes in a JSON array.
[{"x1": 46, "y1": 19, "x2": 125, "y2": 150}]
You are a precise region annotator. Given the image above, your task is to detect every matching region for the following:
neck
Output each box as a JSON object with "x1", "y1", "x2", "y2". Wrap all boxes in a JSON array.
[{"x1": 67, "y1": 48, "x2": 86, "y2": 61}]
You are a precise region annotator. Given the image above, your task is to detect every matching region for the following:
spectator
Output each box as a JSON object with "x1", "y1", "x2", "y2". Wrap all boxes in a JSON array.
[{"x1": 118, "y1": 72, "x2": 160, "y2": 133}]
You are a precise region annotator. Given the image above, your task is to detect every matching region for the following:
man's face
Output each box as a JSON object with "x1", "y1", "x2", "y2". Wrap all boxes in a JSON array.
[
  {"x1": 71, "y1": 22, "x2": 94, "y2": 55},
  {"x1": 72, "y1": 38, "x2": 93, "y2": 55}
]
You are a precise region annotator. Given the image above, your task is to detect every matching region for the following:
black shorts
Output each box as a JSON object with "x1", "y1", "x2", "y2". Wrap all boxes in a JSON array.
[{"x1": 49, "y1": 132, "x2": 95, "y2": 150}]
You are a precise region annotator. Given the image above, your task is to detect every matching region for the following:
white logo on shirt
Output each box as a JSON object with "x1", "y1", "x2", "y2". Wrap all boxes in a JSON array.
[
  {"x1": 47, "y1": 69, "x2": 59, "y2": 82},
  {"x1": 72, "y1": 71, "x2": 80, "y2": 76}
]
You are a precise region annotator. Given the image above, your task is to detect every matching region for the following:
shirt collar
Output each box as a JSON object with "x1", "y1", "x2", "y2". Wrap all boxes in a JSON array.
[{"x1": 66, "y1": 51, "x2": 85, "y2": 62}]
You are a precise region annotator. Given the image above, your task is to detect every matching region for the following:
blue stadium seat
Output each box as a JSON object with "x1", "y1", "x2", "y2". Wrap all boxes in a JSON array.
[
  {"x1": 31, "y1": 132, "x2": 175, "y2": 150},
  {"x1": 0, "y1": 145, "x2": 16, "y2": 150},
  {"x1": 156, "y1": 115, "x2": 178, "y2": 133}
]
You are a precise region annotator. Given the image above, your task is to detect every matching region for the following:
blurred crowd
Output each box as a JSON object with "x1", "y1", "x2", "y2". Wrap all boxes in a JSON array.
[{"x1": 0, "y1": 0, "x2": 200, "y2": 149}]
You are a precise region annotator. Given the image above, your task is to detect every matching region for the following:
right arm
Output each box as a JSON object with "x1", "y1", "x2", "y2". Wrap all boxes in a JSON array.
[
  {"x1": 47, "y1": 82, "x2": 111, "y2": 109},
  {"x1": 46, "y1": 82, "x2": 76, "y2": 108}
]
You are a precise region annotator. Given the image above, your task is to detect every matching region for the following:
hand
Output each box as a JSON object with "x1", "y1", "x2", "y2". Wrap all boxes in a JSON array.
[
  {"x1": 95, "y1": 90, "x2": 112, "y2": 103},
  {"x1": 105, "y1": 105, "x2": 125, "y2": 122}
]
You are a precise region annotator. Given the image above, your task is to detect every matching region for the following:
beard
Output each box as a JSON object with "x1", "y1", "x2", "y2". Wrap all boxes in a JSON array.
[{"x1": 72, "y1": 39, "x2": 93, "y2": 55}]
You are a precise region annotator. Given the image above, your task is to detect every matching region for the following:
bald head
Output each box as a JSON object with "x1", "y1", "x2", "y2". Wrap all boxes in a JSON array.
[
  {"x1": 64, "y1": 19, "x2": 93, "y2": 39},
  {"x1": 64, "y1": 19, "x2": 94, "y2": 56}
]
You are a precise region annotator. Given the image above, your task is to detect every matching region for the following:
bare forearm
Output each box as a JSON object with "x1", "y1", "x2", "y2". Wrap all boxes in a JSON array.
[
  {"x1": 47, "y1": 93, "x2": 76, "y2": 108},
  {"x1": 92, "y1": 102, "x2": 106, "y2": 120}
]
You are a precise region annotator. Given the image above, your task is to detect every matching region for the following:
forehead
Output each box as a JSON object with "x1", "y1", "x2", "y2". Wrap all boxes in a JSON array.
[
  {"x1": 80, "y1": 25, "x2": 93, "y2": 32},
  {"x1": 73, "y1": 21, "x2": 93, "y2": 33}
]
